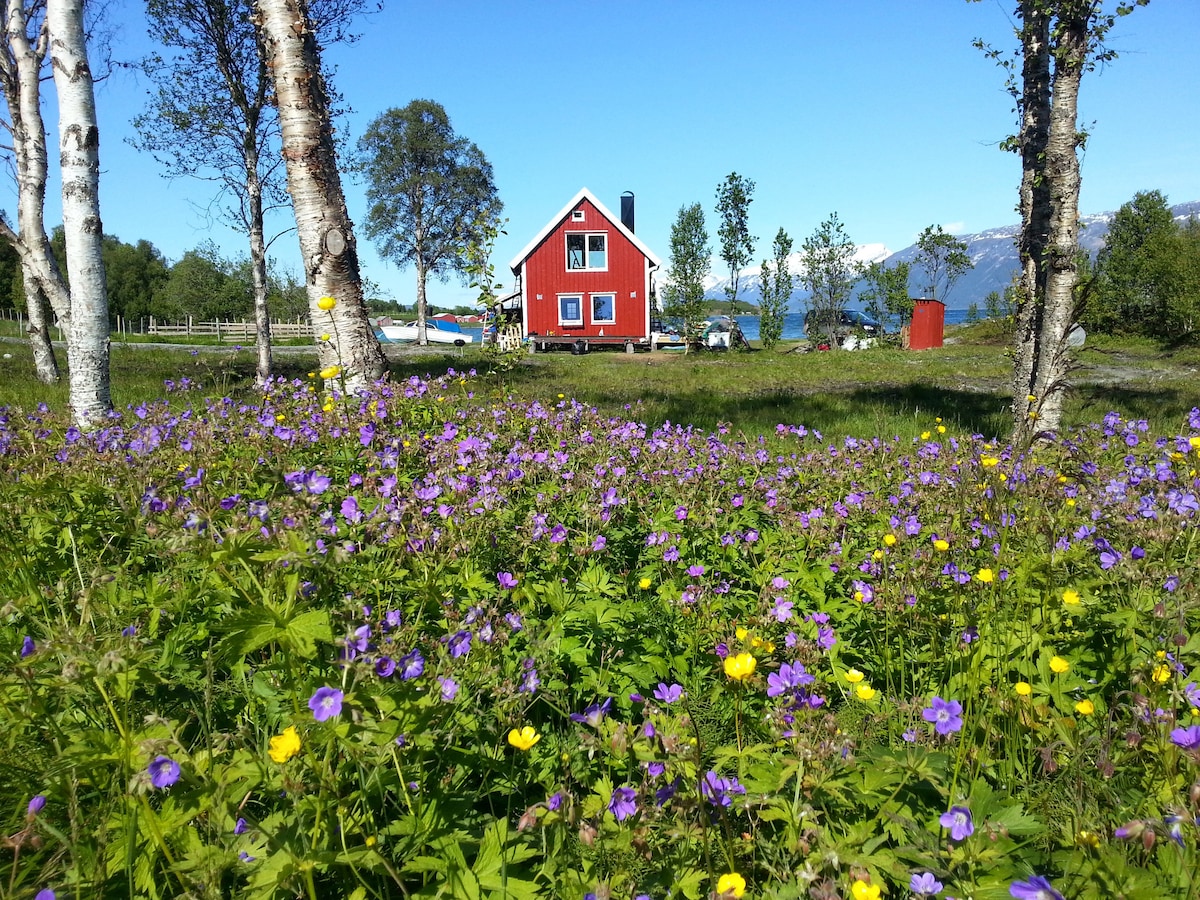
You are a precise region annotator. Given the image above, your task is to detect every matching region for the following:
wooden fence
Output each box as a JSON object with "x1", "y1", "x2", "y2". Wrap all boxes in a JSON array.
[
  {"x1": 147, "y1": 317, "x2": 314, "y2": 340},
  {"x1": 0, "y1": 310, "x2": 315, "y2": 342}
]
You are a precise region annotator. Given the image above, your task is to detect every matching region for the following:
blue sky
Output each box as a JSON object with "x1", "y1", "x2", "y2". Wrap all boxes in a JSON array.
[{"x1": 43, "y1": 0, "x2": 1200, "y2": 309}]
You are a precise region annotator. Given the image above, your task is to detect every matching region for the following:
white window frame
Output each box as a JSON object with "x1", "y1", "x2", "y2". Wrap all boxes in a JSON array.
[
  {"x1": 557, "y1": 293, "x2": 584, "y2": 327},
  {"x1": 565, "y1": 232, "x2": 608, "y2": 272},
  {"x1": 571, "y1": 209, "x2": 585, "y2": 222},
  {"x1": 590, "y1": 292, "x2": 616, "y2": 325}
]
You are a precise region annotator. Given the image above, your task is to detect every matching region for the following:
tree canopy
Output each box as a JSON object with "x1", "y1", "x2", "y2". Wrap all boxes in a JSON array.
[
  {"x1": 914, "y1": 225, "x2": 972, "y2": 303},
  {"x1": 661, "y1": 202, "x2": 711, "y2": 342},
  {"x1": 800, "y1": 213, "x2": 859, "y2": 328},
  {"x1": 356, "y1": 100, "x2": 500, "y2": 342},
  {"x1": 715, "y1": 172, "x2": 755, "y2": 318}
]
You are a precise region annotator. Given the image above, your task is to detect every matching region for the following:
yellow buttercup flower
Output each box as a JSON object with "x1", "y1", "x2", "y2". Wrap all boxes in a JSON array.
[
  {"x1": 855, "y1": 684, "x2": 877, "y2": 701},
  {"x1": 1015, "y1": 681, "x2": 1033, "y2": 696},
  {"x1": 980, "y1": 455, "x2": 999, "y2": 468},
  {"x1": 1152, "y1": 664, "x2": 1171, "y2": 684},
  {"x1": 851, "y1": 880, "x2": 881, "y2": 900},
  {"x1": 921, "y1": 430, "x2": 931, "y2": 440},
  {"x1": 936, "y1": 424, "x2": 946, "y2": 434},
  {"x1": 638, "y1": 577, "x2": 651, "y2": 590},
  {"x1": 933, "y1": 539, "x2": 950, "y2": 551},
  {"x1": 507, "y1": 726, "x2": 541, "y2": 751},
  {"x1": 1062, "y1": 588, "x2": 1081, "y2": 606},
  {"x1": 976, "y1": 568, "x2": 995, "y2": 584},
  {"x1": 844, "y1": 668, "x2": 865, "y2": 684},
  {"x1": 883, "y1": 533, "x2": 897, "y2": 547},
  {"x1": 724, "y1": 653, "x2": 757, "y2": 681},
  {"x1": 1075, "y1": 699, "x2": 1095, "y2": 715},
  {"x1": 735, "y1": 626, "x2": 749, "y2": 641},
  {"x1": 268, "y1": 725, "x2": 301, "y2": 763},
  {"x1": 1078, "y1": 830, "x2": 1100, "y2": 848},
  {"x1": 317, "y1": 296, "x2": 337, "y2": 311},
  {"x1": 716, "y1": 873, "x2": 746, "y2": 897},
  {"x1": 1050, "y1": 656, "x2": 1070, "y2": 674},
  {"x1": 319, "y1": 364, "x2": 341, "y2": 380}
]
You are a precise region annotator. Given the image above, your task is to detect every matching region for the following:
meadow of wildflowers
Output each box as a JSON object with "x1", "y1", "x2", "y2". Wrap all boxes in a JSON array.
[{"x1": 1, "y1": 371, "x2": 1198, "y2": 900}]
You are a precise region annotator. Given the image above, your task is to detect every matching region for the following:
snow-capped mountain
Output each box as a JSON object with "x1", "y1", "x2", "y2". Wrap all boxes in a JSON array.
[{"x1": 702, "y1": 201, "x2": 1200, "y2": 311}]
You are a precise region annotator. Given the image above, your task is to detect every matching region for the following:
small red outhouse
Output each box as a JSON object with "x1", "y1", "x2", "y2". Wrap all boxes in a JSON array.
[
  {"x1": 909, "y1": 298, "x2": 945, "y2": 350},
  {"x1": 508, "y1": 188, "x2": 661, "y2": 351}
]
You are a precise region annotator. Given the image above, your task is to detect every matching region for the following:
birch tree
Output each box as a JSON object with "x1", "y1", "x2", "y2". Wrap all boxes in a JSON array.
[
  {"x1": 48, "y1": 0, "x2": 110, "y2": 426},
  {"x1": 660, "y1": 202, "x2": 710, "y2": 350},
  {"x1": 979, "y1": 0, "x2": 1146, "y2": 443},
  {"x1": 715, "y1": 172, "x2": 755, "y2": 318},
  {"x1": 134, "y1": 0, "x2": 365, "y2": 386},
  {"x1": 0, "y1": 0, "x2": 67, "y2": 383},
  {"x1": 757, "y1": 227, "x2": 792, "y2": 350},
  {"x1": 357, "y1": 100, "x2": 501, "y2": 347},
  {"x1": 253, "y1": 0, "x2": 384, "y2": 389}
]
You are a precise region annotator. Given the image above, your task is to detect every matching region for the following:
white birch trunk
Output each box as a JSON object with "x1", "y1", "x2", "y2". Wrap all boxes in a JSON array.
[
  {"x1": 415, "y1": 255, "x2": 429, "y2": 346},
  {"x1": 253, "y1": 0, "x2": 385, "y2": 391},
  {"x1": 2, "y1": 0, "x2": 69, "y2": 382},
  {"x1": 245, "y1": 140, "x2": 273, "y2": 386},
  {"x1": 48, "y1": 0, "x2": 111, "y2": 427},
  {"x1": 1011, "y1": 4, "x2": 1087, "y2": 446},
  {"x1": 1011, "y1": 5, "x2": 1052, "y2": 441}
]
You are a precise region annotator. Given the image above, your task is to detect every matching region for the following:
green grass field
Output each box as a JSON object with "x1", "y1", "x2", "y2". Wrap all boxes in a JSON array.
[{"x1": 2, "y1": 323, "x2": 1197, "y2": 441}]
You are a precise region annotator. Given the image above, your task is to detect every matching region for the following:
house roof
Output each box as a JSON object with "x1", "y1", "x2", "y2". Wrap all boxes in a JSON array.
[{"x1": 508, "y1": 187, "x2": 663, "y2": 273}]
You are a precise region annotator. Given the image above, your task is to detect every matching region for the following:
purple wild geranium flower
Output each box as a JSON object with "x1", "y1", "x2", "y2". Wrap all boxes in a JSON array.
[
  {"x1": 546, "y1": 791, "x2": 563, "y2": 811},
  {"x1": 922, "y1": 696, "x2": 964, "y2": 735},
  {"x1": 234, "y1": 817, "x2": 247, "y2": 835},
  {"x1": 27, "y1": 795, "x2": 46, "y2": 817},
  {"x1": 1170, "y1": 725, "x2": 1200, "y2": 750},
  {"x1": 399, "y1": 649, "x2": 424, "y2": 680},
  {"x1": 700, "y1": 770, "x2": 745, "y2": 808},
  {"x1": 35, "y1": 891, "x2": 55, "y2": 900},
  {"x1": 447, "y1": 630, "x2": 472, "y2": 658},
  {"x1": 1009, "y1": 875, "x2": 1065, "y2": 900},
  {"x1": 653, "y1": 683, "x2": 684, "y2": 704},
  {"x1": 309, "y1": 686, "x2": 344, "y2": 722},
  {"x1": 147, "y1": 756, "x2": 181, "y2": 789},
  {"x1": 910, "y1": 872, "x2": 944, "y2": 895},
  {"x1": 939, "y1": 805, "x2": 974, "y2": 841},
  {"x1": 770, "y1": 596, "x2": 794, "y2": 622},
  {"x1": 497, "y1": 571, "x2": 518, "y2": 589},
  {"x1": 438, "y1": 677, "x2": 459, "y2": 702},
  {"x1": 766, "y1": 661, "x2": 815, "y2": 698},
  {"x1": 570, "y1": 698, "x2": 612, "y2": 727},
  {"x1": 374, "y1": 656, "x2": 396, "y2": 677},
  {"x1": 608, "y1": 785, "x2": 638, "y2": 821},
  {"x1": 20, "y1": 635, "x2": 35, "y2": 658}
]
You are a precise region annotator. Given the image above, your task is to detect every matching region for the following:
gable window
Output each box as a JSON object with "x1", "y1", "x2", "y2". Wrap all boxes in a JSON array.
[
  {"x1": 558, "y1": 294, "x2": 583, "y2": 326},
  {"x1": 566, "y1": 233, "x2": 607, "y2": 271},
  {"x1": 590, "y1": 293, "x2": 616, "y2": 324}
]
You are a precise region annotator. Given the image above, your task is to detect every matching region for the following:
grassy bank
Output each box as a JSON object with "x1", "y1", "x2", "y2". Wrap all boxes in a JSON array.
[{"x1": 2, "y1": 326, "x2": 1198, "y2": 441}]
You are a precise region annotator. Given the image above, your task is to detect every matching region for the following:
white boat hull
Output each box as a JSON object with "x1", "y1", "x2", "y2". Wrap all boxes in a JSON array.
[{"x1": 377, "y1": 324, "x2": 474, "y2": 344}]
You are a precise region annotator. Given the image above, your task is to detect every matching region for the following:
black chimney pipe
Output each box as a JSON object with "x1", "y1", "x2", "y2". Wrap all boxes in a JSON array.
[{"x1": 620, "y1": 191, "x2": 635, "y2": 233}]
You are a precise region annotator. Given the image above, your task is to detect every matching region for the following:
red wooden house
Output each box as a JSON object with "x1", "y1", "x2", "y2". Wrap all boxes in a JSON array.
[{"x1": 508, "y1": 188, "x2": 662, "y2": 351}]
